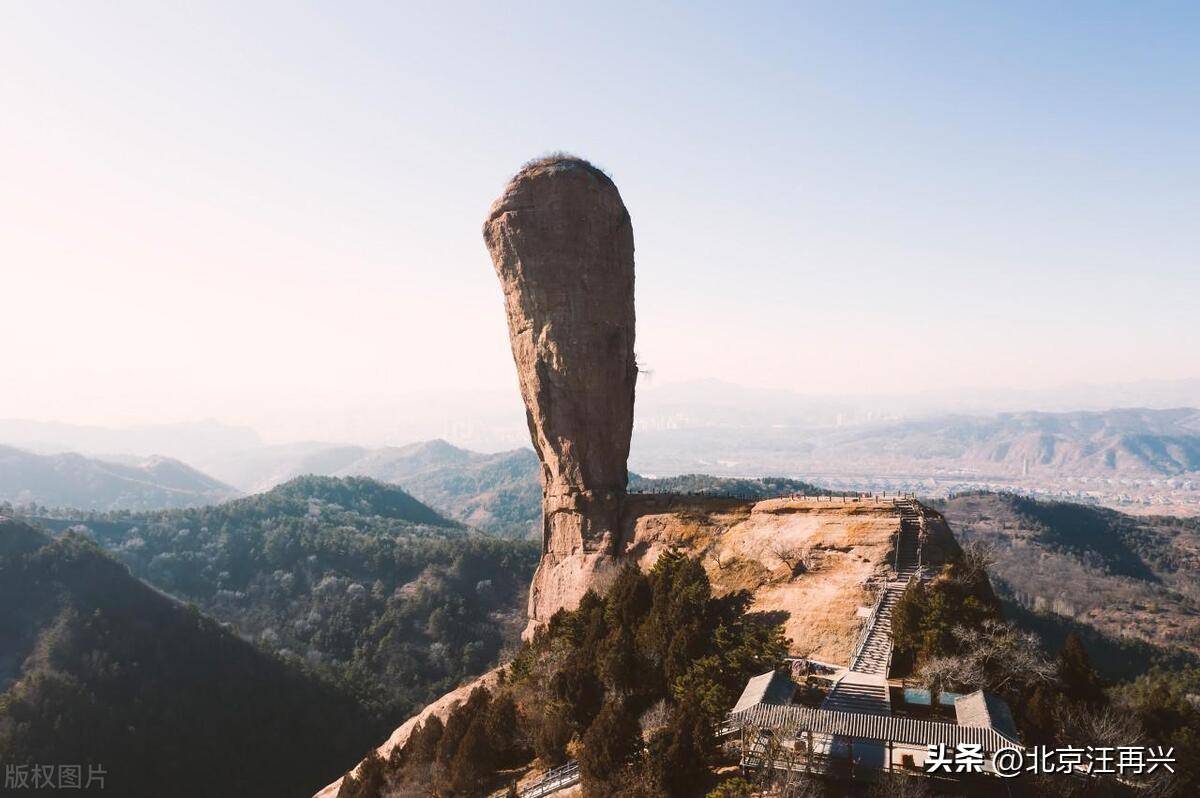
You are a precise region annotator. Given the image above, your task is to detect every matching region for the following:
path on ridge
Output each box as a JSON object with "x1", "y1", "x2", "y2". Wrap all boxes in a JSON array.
[{"x1": 821, "y1": 501, "x2": 925, "y2": 713}]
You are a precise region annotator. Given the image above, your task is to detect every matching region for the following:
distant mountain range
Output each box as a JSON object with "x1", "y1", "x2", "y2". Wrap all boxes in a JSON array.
[
  {"x1": 196, "y1": 439, "x2": 543, "y2": 536},
  {"x1": 3, "y1": 407, "x2": 1198, "y2": 521},
  {"x1": 817, "y1": 407, "x2": 1200, "y2": 477},
  {"x1": 0, "y1": 418, "x2": 261, "y2": 462},
  {"x1": 0, "y1": 444, "x2": 240, "y2": 511},
  {"x1": 197, "y1": 438, "x2": 502, "y2": 491},
  {"x1": 631, "y1": 407, "x2": 1200, "y2": 481},
  {"x1": 634, "y1": 377, "x2": 1200, "y2": 428},
  {"x1": 198, "y1": 441, "x2": 836, "y2": 537},
  {"x1": 0, "y1": 434, "x2": 541, "y2": 533},
  {"x1": 189, "y1": 409, "x2": 1200, "y2": 527}
]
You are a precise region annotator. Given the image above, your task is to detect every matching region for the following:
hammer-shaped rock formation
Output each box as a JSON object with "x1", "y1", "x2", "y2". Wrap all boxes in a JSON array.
[{"x1": 483, "y1": 156, "x2": 636, "y2": 632}]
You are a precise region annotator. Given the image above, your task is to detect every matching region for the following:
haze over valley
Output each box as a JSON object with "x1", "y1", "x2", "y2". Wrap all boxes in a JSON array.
[{"x1": 5, "y1": 392, "x2": 1200, "y2": 519}]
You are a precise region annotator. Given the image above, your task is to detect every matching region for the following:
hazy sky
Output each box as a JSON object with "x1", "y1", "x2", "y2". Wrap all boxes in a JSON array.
[{"x1": 2, "y1": 2, "x2": 1197, "y2": 443}]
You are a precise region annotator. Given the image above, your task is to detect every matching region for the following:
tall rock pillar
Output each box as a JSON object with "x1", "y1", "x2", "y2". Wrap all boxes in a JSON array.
[{"x1": 483, "y1": 156, "x2": 636, "y2": 633}]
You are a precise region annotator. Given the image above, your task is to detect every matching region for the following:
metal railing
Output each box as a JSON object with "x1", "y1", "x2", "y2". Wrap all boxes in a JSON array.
[
  {"x1": 627, "y1": 487, "x2": 841, "y2": 501},
  {"x1": 848, "y1": 584, "x2": 889, "y2": 670},
  {"x1": 490, "y1": 761, "x2": 580, "y2": 798},
  {"x1": 627, "y1": 487, "x2": 918, "y2": 502},
  {"x1": 718, "y1": 715, "x2": 742, "y2": 736},
  {"x1": 892, "y1": 526, "x2": 901, "y2": 573}
]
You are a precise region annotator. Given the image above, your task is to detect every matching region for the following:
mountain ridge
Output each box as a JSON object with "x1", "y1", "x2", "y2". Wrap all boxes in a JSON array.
[
  {"x1": 18, "y1": 476, "x2": 538, "y2": 722},
  {"x1": 6, "y1": 406, "x2": 1200, "y2": 522},
  {"x1": 0, "y1": 444, "x2": 240, "y2": 511},
  {"x1": 938, "y1": 491, "x2": 1200, "y2": 677},
  {"x1": 632, "y1": 407, "x2": 1200, "y2": 479}
]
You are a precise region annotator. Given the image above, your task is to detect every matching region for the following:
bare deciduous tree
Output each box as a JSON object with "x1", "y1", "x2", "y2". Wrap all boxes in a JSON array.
[
  {"x1": 708, "y1": 550, "x2": 730, "y2": 573},
  {"x1": 1056, "y1": 702, "x2": 1143, "y2": 749},
  {"x1": 1051, "y1": 704, "x2": 1176, "y2": 797},
  {"x1": 638, "y1": 698, "x2": 672, "y2": 737},
  {"x1": 868, "y1": 773, "x2": 933, "y2": 798},
  {"x1": 770, "y1": 543, "x2": 812, "y2": 577},
  {"x1": 779, "y1": 771, "x2": 825, "y2": 798},
  {"x1": 918, "y1": 619, "x2": 1056, "y2": 695},
  {"x1": 957, "y1": 539, "x2": 997, "y2": 586}
]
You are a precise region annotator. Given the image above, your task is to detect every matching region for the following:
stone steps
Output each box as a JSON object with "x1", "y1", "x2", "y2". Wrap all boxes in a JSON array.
[
  {"x1": 822, "y1": 672, "x2": 890, "y2": 715},
  {"x1": 850, "y1": 581, "x2": 906, "y2": 674}
]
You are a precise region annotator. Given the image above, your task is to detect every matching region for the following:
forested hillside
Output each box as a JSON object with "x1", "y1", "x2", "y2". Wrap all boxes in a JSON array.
[
  {"x1": 398, "y1": 447, "x2": 542, "y2": 538},
  {"x1": 938, "y1": 492, "x2": 1200, "y2": 680},
  {"x1": 196, "y1": 440, "x2": 544, "y2": 537},
  {"x1": 338, "y1": 551, "x2": 788, "y2": 798},
  {"x1": 628, "y1": 473, "x2": 830, "y2": 498},
  {"x1": 0, "y1": 518, "x2": 379, "y2": 797},
  {"x1": 19, "y1": 476, "x2": 540, "y2": 720}
]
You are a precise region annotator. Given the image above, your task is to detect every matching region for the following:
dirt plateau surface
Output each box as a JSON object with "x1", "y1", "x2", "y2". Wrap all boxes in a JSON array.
[{"x1": 623, "y1": 496, "x2": 899, "y2": 664}]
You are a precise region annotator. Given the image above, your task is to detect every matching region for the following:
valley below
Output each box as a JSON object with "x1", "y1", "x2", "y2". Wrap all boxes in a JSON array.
[{"x1": 629, "y1": 407, "x2": 1200, "y2": 517}]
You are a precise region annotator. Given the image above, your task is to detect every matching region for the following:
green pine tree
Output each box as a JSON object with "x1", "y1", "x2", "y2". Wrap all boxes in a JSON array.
[
  {"x1": 1057, "y1": 633, "x2": 1106, "y2": 708},
  {"x1": 579, "y1": 699, "x2": 642, "y2": 797}
]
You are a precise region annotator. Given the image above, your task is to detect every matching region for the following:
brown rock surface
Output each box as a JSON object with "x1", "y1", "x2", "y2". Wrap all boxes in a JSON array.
[
  {"x1": 622, "y1": 496, "x2": 905, "y2": 663},
  {"x1": 483, "y1": 156, "x2": 637, "y2": 631},
  {"x1": 313, "y1": 668, "x2": 504, "y2": 798}
]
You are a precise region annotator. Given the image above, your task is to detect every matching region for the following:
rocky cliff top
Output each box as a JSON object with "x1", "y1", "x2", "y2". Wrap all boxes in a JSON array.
[
  {"x1": 624, "y1": 496, "x2": 958, "y2": 663},
  {"x1": 504, "y1": 152, "x2": 616, "y2": 186}
]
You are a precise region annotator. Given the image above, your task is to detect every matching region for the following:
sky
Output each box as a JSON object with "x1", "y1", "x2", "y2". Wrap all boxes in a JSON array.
[{"x1": 1, "y1": 1, "x2": 1197, "y2": 445}]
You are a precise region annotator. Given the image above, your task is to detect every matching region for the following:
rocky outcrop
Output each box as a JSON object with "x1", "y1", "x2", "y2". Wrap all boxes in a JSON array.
[
  {"x1": 622, "y1": 495, "x2": 903, "y2": 663},
  {"x1": 483, "y1": 155, "x2": 637, "y2": 632},
  {"x1": 312, "y1": 668, "x2": 504, "y2": 798}
]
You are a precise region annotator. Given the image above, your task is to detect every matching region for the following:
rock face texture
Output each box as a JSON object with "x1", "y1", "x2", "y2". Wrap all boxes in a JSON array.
[{"x1": 483, "y1": 156, "x2": 637, "y2": 632}]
